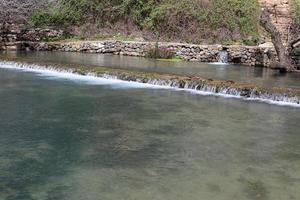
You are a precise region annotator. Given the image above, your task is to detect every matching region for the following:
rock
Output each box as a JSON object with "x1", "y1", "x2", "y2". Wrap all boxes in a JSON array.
[
  {"x1": 259, "y1": 42, "x2": 274, "y2": 48},
  {"x1": 22, "y1": 40, "x2": 285, "y2": 67}
]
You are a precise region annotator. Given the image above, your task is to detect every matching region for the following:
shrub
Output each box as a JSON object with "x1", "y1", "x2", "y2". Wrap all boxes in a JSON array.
[
  {"x1": 211, "y1": 0, "x2": 260, "y2": 36},
  {"x1": 30, "y1": 0, "x2": 89, "y2": 26},
  {"x1": 29, "y1": 10, "x2": 52, "y2": 26},
  {"x1": 142, "y1": 0, "x2": 260, "y2": 43},
  {"x1": 291, "y1": 0, "x2": 300, "y2": 24},
  {"x1": 28, "y1": 0, "x2": 261, "y2": 43},
  {"x1": 290, "y1": 0, "x2": 300, "y2": 42},
  {"x1": 146, "y1": 44, "x2": 175, "y2": 59},
  {"x1": 242, "y1": 35, "x2": 260, "y2": 46}
]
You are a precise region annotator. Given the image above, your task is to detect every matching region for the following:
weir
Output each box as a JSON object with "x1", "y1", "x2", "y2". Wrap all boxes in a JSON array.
[{"x1": 0, "y1": 61, "x2": 299, "y2": 107}]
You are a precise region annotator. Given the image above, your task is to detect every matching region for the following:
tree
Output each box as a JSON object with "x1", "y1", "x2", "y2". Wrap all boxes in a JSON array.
[
  {"x1": 0, "y1": 0, "x2": 50, "y2": 24},
  {"x1": 0, "y1": 0, "x2": 50, "y2": 45},
  {"x1": 260, "y1": 7, "x2": 297, "y2": 72}
]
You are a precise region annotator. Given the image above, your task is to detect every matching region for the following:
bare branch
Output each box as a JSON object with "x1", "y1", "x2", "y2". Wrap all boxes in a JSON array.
[{"x1": 0, "y1": 0, "x2": 51, "y2": 24}]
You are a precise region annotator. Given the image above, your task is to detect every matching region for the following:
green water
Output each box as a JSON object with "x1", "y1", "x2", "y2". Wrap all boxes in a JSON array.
[
  {"x1": 1, "y1": 51, "x2": 300, "y2": 89},
  {"x1": 0, "y1": 67, "x2": 299, "y2": 200}
]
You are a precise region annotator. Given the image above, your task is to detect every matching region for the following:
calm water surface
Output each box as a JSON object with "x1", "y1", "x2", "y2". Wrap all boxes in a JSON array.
[
  {"x1": 0, "y1": 67, "x2": 299, "y2": 200},
  {"x1": 1, "y1": 51, "x2": 300, "y2": 89}
]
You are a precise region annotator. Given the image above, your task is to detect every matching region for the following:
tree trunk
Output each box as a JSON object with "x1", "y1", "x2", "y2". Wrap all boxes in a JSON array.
[{"x1": 260, "y1": 8, "x2": 296, "y2": 72}]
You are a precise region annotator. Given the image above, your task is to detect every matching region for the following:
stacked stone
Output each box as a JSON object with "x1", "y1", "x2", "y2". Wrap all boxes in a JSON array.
[
  {"x1": 20, "y1": 28, "x2": 64, "y2": 41},
  {"x1": 27, "y1": 40, "x2": 271, "y2": 67}
]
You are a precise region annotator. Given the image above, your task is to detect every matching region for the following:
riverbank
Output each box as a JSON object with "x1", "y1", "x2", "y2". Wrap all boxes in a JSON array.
[
  {"x1": 0, "y1": 59, "x2": 299, "y2": 106},
  {"x1": 1, "y1": 26, "x2": 297, "y2": 68}
]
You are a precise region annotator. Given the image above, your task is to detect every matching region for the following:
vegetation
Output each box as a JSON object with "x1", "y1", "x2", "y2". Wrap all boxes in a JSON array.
[
  {"x1": 291, "y1": 0, "x2": 300, "y2": 24},
  {"x1": 0, "y1": 0, "x2": 49, "y2": 24},
  {"x1": 29, "y1": 0, "x2": 260, "y2": 44},
  {"x1": 291, "y1": 0, "x2": 300, "y2": 42},
  {"x1": 259, "y1": 0, "x2": 300, "y2": 72},
  {"x1": 146, "y1": 44, "x2": 175, "y2": 59}
]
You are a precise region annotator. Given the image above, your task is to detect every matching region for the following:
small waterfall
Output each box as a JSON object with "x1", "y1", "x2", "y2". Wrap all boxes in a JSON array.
[
  {"x1": 217, "y1": 51, "x2": 228, "y2": 64},
  {"x1": 1, "y1": 61, "x2": 299, "y2": 107}
]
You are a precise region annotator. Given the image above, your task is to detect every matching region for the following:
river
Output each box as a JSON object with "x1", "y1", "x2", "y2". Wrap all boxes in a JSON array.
[
  {"x1": 0, "y1": 52, "x2": 299, "y2": 200},
  {"x1": 1, "y1": 51, "x2": 300, "y2": 89}
]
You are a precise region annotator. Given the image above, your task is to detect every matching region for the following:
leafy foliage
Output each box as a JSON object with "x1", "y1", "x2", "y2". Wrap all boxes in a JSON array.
[
  {"x1": 290, "y1": 0, "x2": 300, "y2": 43},
  {"x1": 29, "y1": 0, "x2": 260, "y2": 43},
  {"x1": 146, "y1": 44, "x2": 175, "y2": 59},
  {"x1": 291, "y1": 0, "x2": 300, "y2": 24},
  {"x1": 211, "y1": 0, "x2": 259, "y2": 35}
]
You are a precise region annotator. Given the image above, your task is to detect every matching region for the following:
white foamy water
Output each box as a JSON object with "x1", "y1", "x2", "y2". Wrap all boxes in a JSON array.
[
  {"x1": 209, "y1": 62, "x2": 229, "y2": 65},
  {"x1": 0, "y1": 61, "x2": 299, "y2": 108},
  {"x1": 0, "y1": 62, "x2": 166, "y2": 89}
]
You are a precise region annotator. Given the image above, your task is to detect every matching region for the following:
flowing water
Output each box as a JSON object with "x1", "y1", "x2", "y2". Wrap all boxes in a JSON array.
[
  {"x1": 0, "y1": 53, "x2": 300, "y2": 200},
  {"x1": 1, "y1": 51, "x2": 300, "y2": 89},
  {"x1": 216, "y1": 50, "x2": 229, "y2": 64}
]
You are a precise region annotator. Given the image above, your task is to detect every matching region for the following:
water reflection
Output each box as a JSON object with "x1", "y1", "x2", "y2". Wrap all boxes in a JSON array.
[{"x1": 253, "y1": 67, "x2": 264, "y2": 78}]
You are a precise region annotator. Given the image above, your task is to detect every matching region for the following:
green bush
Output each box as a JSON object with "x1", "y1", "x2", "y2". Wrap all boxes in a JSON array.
[
  {"x1": 30, "y1": 0, "x2": 90, "y2": 26},
  {"x1": 242, "y1": 35, "x2": 260, "y2": 46},
  {"x1": 211, "y1": 0, "x2": 260, "y2": 36},
  {"x1": 141, "y1": 0, "x2": 260, "y2": 42},
  {"x1": 29, "y1": 10, "x2": 53, "y2": 26},
  {"x1": 291, "y1": 0, "x2": 300, "y2": 24},
  {"x1": 146, "y1": 45, "x2": 175, "y2": 59},
  {"x1": 29, "y1": 0, "x2": 260, "y2": 43}
]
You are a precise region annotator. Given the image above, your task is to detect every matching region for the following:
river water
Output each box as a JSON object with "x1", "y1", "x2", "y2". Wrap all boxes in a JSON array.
[
  {"x1": 0, "y1": 53, "x2": 300, "y2": 200},
  {"x1": 1, "y1": 51, "x2": 300, "y2": 89}
]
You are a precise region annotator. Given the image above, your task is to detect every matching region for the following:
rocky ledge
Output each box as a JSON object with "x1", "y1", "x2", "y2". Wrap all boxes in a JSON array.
[{"x1": 1, "y1": 59, "x2": 299, "y2": 105}]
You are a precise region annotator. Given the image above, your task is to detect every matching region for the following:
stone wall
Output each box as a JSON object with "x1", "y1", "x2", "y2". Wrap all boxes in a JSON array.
[
  {"x1": 0, "y1": 24, "x2": 20, "y2": 44},
  {"x1": 0, "y1": 26, "x2": 64, "y2": 50},
  {"x1": 19, "y1": 28, "x2": 64, "y2": 42},
  {"x1": 27, "y1": 40, "x2": 272, "y2": 66}
]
